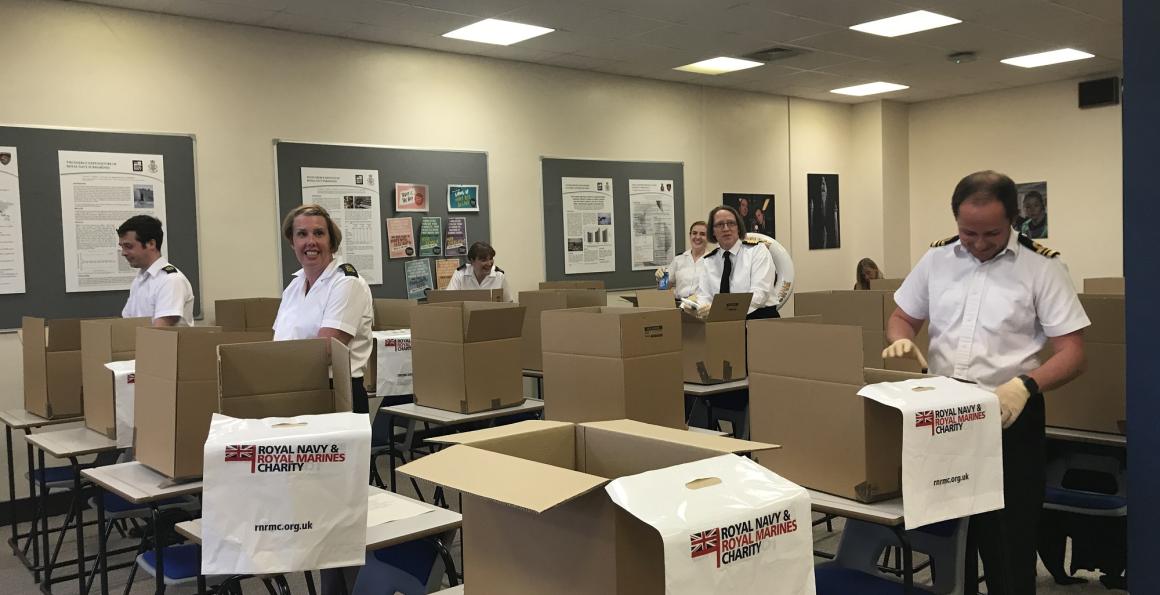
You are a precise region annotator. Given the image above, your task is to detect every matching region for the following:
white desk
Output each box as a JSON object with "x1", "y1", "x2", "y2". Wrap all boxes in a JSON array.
[
  {"x1": 434, "y1": 587, "x2": 464, "y2": 594},
  {"x1": 522, "y1": 369, "x2": 544, "y2": 399},
  {"x1": 684, "y1": 379, "x2": 749, "y2": 438},
  {"x1": 0, "y1": 408, "x2": 83, "y2": 579},
  {"x1": 1046, "y1": 426, "x2": 1126, "y2": 447},
  {"x1": 25, "y1": 427, "x2": 118, "y2": 459},
  {"x1": 683, "y1": 378, "x2": 749, "y2": 396},
  {"x1": 806, "y1": 489, "x2": 917, "y2": 593}
]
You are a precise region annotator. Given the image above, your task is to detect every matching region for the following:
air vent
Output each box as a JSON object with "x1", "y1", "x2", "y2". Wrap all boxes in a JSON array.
[{"x1": 741, "y1": 46, "x2": 807, "y2": 63}]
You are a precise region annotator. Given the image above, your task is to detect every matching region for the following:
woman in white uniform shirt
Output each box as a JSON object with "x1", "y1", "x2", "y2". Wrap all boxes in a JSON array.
[
  {"x1": 665, "y1": 221, "x2": 709, "y2": 299},
  {"x1": 445, "y1": 241, "x2": 512, "y2": 301},
  {"x1": 273, "y1": 204, "x2": 374, "y2": 414}
]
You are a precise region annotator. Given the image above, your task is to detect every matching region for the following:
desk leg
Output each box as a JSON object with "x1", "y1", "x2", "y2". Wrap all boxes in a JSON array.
[
  {"x1": 196, "y1": 574, "x2": 207, "y2": 595},
  {"x1": 964, "y1": 523, "x2": 979, "y2": 594},
  {"x1": 537, "y1": 377, "x2": 544, "y2": 400},
  {"x1": 37, "y1": 449, "x2": 51, "y2": 591},
  {"x1": 95, "y1": 487, "x2": 108, "y2": 595},
  {"x1": 70, "y1": 456, "x2": 87, "y2": 595},
  {"x1": 891, "y1": 525, "x2": 914, "y2": 594},
  {"x1": 28, "y1": 435, "x2": 41, "y2": 582},
  {"x1": 387, "y1": 413, "x2": 397, "y2": 493},
  {"x1": 6, "y1": 425, "x2": 16, "y2": 554},
  {"x1": 433, "y1": 530, "x2": 460, "y2": 587},
  {"x1": 304, "y1": 570, "x2": 318, "y2": 595},
  {"x1": 274, "y1": 574, "x2": 292, "y2": 595},
  {"x1": 151, "y1": 505, "x2": 166, "y2": 595}
]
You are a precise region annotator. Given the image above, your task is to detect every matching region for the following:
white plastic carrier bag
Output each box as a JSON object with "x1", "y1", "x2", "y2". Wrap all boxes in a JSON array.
[
  {"x1": 104, "y1": 360, "x2": 136, "y2": 449},
  {"x1": 201, "y1": 412, "x2": 371, "y2": 575},
  {"x1": 373, "y1": 330, "x2": 413, "y2": 397},
  {"x1": 605, "y1": 454, "x2": 815, "y2": 595},
  {"x1": 858, "y1": 376, "x2": 1004, "y2": 528}
]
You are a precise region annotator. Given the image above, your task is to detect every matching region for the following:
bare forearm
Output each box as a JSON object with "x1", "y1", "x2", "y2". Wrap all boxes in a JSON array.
[
  {"x1": 886, "y1": 310, "x2": 921, "y2": 343},
  {"x1": 1030, "y1": 343, "x2": 1086, "y2": 393}
]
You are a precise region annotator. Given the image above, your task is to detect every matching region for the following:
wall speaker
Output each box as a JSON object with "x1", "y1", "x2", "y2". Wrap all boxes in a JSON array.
[{"x1": 1079, "y1": 77, "x2": 1121, "y2": 109}]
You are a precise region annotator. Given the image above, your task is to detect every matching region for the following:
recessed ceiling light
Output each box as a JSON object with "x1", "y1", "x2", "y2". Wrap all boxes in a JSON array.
[
  {"x1": 830, "y1": 82, "x2": 910, "y2": 96},
  {"x1": 674, "y1": 57, "x2": 764, "y2": 75},
  {"x1": 443, "y1": 18, "x2": 553, "y2": 46},
  {"x1": 850, "y1": 10, "x2": 961, "y2": 37},
  {"x1": 1000, "y1": 48, "x2": 1095, "y2": 68}
]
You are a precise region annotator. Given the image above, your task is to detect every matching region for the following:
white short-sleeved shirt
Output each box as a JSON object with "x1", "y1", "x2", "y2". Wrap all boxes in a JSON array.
[
  {"x1": 446, "y1": 265, "x2": 512, "y2": 302},
  {"x1": 273, "y1": 260, "x2": 374, "y2": 378},
  {"x1": 668, "y1": 250, "x2": 705, "y2": 299},
  {"x1": 696, "y1": 240, "x2": 777, "y2": 313},
  {"x1": 122, "y1": 257, "x2": 195, "y2": 326},
  {"x1": 894, "y1": 232, "x2": 1090, "y2": 390}
]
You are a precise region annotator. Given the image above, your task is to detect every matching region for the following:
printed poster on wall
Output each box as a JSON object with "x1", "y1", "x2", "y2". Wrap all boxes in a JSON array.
[
  {"x1": 807, "y1": 173, "x2": 840, "y2": 250},
  {"x1": 301, "y1": 167, "x2": 383, "y2": 285},
  {"x1": 435, "y1": 258, "x2": 460, "y2": 289},
  {"x1": 447, "y1": 184, "x2": 479, "y2": 212},
  {"x1": 58, "y1": 150, "x2": 168, "y2": 293},
  {"x1": 418, "y1": 217, "x2": 442, "y2": 257},
  {"x1": 628, "y1": 179, "x2": 675, "y2": 271},
  {"x1": 404, "y1": 259, "x2": 433, "y2": 299},
  {"x1": 395, "y1": 183, "x2": 429, "y2": 213},
  {"x1": 562, "y1": 177, "x2": 615, "y2": 275},
  {"x1": 1014, "y1": 181, "x2": 1047, "y2": 239},
  {"x1": 0, "y1": 147, "x2": 26, "y2": 294},
  {"x1": 445, "y1": 217, "x2": 467, "y2": 256},
  {"x1": 386, "y1": 217, "x2": 415, "y2": 259},
  {"x1": 723, "y1": 193, "x2": 776, "y2": 238}
]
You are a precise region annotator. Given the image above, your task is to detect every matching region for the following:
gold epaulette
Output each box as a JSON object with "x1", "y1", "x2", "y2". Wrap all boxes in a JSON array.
[
  {"x1": 1017, "y1": 234, "x2": 1059, "y2": 258},
  {"x1": 930, "y1": 235, "x2": 959, "y2": 248}
]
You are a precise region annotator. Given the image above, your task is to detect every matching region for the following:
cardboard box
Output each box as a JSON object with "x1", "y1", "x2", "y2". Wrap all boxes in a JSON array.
[
  {"x1": 22, "y1": 317, "x2": 84, "y2": 419},
  {"x1": 621, "y1": 289, "x2": 676, "y2": 308},
  {"x1": 81, "y1": 317, "x2": 151, "y2": 439},
  {"x1": 217, "y1": 338, "x2": 353, "y2": 418},
  {"x1": 880, "y1": 295, "x2": 930, "y2": 374},
  {"x1": 869, "y1": 278, "x2": 905, "y2": 291},
  {"x1": 411, "y1": 301, "x2": 526, "y2": 413},
  {"x1": 426, "y1": 289, "x2": 503, "y2": 303},
  {"x1": 1044, "y1": 295, "x2": 1125, "y2": 434},
  {"x1": 214, "y1": 298, "x2": 281, "y2": 334},
  {"x1": 539, "y1": 280, "x2": 605, "y2": 290},
  {"x1": 400, "y1": 419, "x2": 776, "y2": 595},
  {"x1": 795, "y1": 290, "x2": 929, "y2": 372},
  {"x1": 517, "y1": 289, "x2": 607, "y2": 371},
  {"x1": 747, "y1": 320, "x2": 926, "y2": 502},
  {"x1": 366, "y1": 299, "x2": 419, "y2": 391},
  {"x1": 1083, "y1": 277, "x2": 1125, "y2": 295},
  {"x1": 542, "y1": 307, "x2": 684, "y2": 428},
  {"x1": 134, "y1": 327, "x2": 270, "y2": 479},
  {"x1": 682, "y1": 293, "x2": 751, "y2": 384}
]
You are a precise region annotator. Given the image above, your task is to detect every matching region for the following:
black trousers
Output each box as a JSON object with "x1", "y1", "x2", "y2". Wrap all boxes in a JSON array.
[
  {"x1": 971, "y1": 392, "x2": 1046, "y2": 595},
  {"x1": 746, "y1": 305, "x2": 781, "y2": 320},
  {"x1": 351, "y1": 376, "x2": 368, "y2": 414}
]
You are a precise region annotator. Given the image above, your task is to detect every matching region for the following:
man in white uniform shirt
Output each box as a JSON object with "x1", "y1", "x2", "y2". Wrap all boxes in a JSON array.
[
  {"x1": 446, "y1": 241, "x2": 512, "y2": 301},
  {"x1": 118, "y1": 215, "x2": 194, "y2": 326},
  {"x1": 883, "y1": 171, "x2": 1089, "y2": 595},
  {"x1": 692, "y1": 205, "x2": 779, "y2": 319}
]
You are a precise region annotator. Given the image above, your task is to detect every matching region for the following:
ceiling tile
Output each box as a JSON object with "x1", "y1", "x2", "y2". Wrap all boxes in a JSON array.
[
  {"x1": 750, "y1": 0, "x2": 917, "y2": 28},
  {"x1": 496, "y1": 1, "x2": 671, "y2": 40},
  {"x1": 165, "y1": 1, "x2": 280, "y2": 25},
  {"x1": 262, "y1": 11, "x2": 358, "y2": 37},
  {"x1": 402, "y1": 0, "x2": 532, "y2": 18}
]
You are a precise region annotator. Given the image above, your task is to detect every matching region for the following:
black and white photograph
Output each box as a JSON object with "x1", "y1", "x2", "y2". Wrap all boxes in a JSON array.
[
  {"x1": 133, "y1": 184, "x2": 154, "y2": 209},
  {"x1": 1014, "y1": 181, "x2": 1048, "y2": 239},
  {"x1": 723, "y1": 193, "x2": 776, "y2": 237},
  {"x1": 807, "y1": 173, "x2": 840, "y2": 250}
]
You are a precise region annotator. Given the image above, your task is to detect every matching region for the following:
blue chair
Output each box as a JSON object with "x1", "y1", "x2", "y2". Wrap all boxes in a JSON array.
[
  {"x1": 1038, "y1": 450, "x2": 1127, "y2": 587},
  {"x1": 351, "y1": 539, "x2": 441, "y2": 595},
  {"x1": 815, "y1": 518, "x2": 967, "y2": 595}
]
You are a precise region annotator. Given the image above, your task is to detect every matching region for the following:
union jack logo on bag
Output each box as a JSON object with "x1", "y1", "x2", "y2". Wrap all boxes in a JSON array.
[
  {"x1": 225, "y1": 444, "x2": 257, "y2": 473},
  {"x1": 916, "y1": 410, "x2": 935, "y2": 435},
  {"x1": 690, "y1": 528, "x2": 721, "y2": 567}
]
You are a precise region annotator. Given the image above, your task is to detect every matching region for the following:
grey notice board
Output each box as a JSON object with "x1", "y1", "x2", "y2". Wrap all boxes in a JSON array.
[
  {"x1": 541, "y1": 158, "x2": 685, "y2": 290},
  {"x1": 274, "y1": 141, "x2": 490, "y2": 298},
  {"x1": 0, "y1": 126, "x2": 200, "y2": 329}
]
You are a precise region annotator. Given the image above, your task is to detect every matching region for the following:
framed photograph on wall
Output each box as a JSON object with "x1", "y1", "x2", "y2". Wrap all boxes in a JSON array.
[
  {"x1": 395, "y1": 183, "x2": 429, "y2": 213},
  {"x1": 1014, "y1": 181, "x2": 1048, "y2": 239},
  {"x1": 447, "y1": 184, "x2": 480, "y2": 212},
  {"x1": 722, "y1": 193, "x2": 775, "y2": 238},
  {"x1": 807, "y1": 173, "x2": 840, "y2": 250}
]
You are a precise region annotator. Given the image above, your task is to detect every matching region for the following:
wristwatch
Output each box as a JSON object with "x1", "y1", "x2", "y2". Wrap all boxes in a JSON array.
[{"x1": 1018, "y1": 374, "x2": 1040, "y2": 395}]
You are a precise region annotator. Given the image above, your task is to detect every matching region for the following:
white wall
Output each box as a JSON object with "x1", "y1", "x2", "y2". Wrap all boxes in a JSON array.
[{"x1": 908, "y1": 78, "x2": 1123, "y2": 284}]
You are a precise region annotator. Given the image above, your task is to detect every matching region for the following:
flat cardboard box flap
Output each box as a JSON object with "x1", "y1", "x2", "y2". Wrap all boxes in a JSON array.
[
  {"x1": 372, "y1": 298, "x2": 418, "y2": 330},
  {"x1": 580, "y1": 419, "x2": 778, "y2": 453},
  {"x1": 539, "y1": 281, "x2": 604, "y2": 290},
  {"x1": 399, "y1": 444, "x2": 607, "y2": 513},
  {"x1": 631, "y1": 290, "x2": 676, "y2": 309},
  {"x1": 683, "y1": 293, "x2": 751, "y2": 322},
  {"x1": 214, "y1": 298, "x2": 281, "y2": 331},
  {"x1": 541, "y1": 306, "x2": 681, "y2": 357},
  {"x1": 428, "y1": 420, "x2": 574, "y2": 445},
  {"x1": 1084, "y1": 277, "x2": 1124, "y2": 295},
  {"x1": 426, "y1": 289, "x2": 503, "y2": 303},
  {"x1": 746, "y1": 321, "x2": 865, "y2": 384},
  {"x1": 24, "y1": 317, "x2": 84, "y2": 352}
]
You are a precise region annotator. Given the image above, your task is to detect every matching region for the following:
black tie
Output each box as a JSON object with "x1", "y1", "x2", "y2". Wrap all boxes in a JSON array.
[{"x1": 719, "y1": 251, "x2": 731, "y2": 294}]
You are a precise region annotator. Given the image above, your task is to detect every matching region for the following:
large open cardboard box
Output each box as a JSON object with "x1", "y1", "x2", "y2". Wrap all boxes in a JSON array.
[
  {"x1": 81, "y1": 318, "x2": 151, "y2": 439},
  {"x1": 1043, "y1": 294, "x2": 1125, "y2": 434},
  {"x1": 366, "y1": 299, "x2": 419, "y2": 392},
  {"x1": 1083, "y1": 277, "x2": 1125, "y2": 295},
  {"x1": 794, "y1": 290, "x2": 929, "y2": 373},
  {"x1": 134, "y1": 327, "x2": 270, "y2": 479},
  {"x1": 748, "y1": 320, "x2": 925, "y2": 502},
  {"x1": 682, "y1": 293, "x2": 751, "y2": 384},
  {"x1": 217, "y1": 338, "x2": 353, "y2": 418},
  {"x1": 426, "y1": 289, "x2": 503, "y2": 303},
  {"x1": 214, "y1": 298, "x2": 281, "y2": 335},
  {"x1": 620, "y1": 289, "x2": 676, "y2": 308},
  {"x1": 411, "y1": 301, "x2": 525, "y2": 413},
  {"x1": 23, "y1": 317, "x2": 85, "y2": 419},
  {"x1": 540, "y1": 280, "x2": 605, "y2": 290},
  {"x1": 542, "y1": 307, "x2": 684, "y2": 428},
  {"x1": 400, "y1": 419, "x2": 777, "y2": 595},
  {"x1": 518, "y1": 289, "x2": 607, "y2": 370}
]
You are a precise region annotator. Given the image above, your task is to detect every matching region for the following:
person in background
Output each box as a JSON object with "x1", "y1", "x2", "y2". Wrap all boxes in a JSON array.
[
  {"x1": 690, "y1": 205, "x2": 778, "y2": 319},
  {"x1": 1019, "y1": 191, "x2": 1048, "y2": 239},
  {"x1": 854, "y1": 258, "x2": 883, "y2": 290},
  {"x1": 118, "y1": 215, "x2": 195, "y2": 326},
  {"x1": 447, "y1": 241, "x2": 513, "y2": 302},
  {"x1": 883, "y1": 170, "x2": 1088, "y2": 595},
  {"x1": 272, "y1": 204, "x2": 373, "y2": 414},
  {"x1": 660, "y1": 221, "x2": 709, "y2": 299}
]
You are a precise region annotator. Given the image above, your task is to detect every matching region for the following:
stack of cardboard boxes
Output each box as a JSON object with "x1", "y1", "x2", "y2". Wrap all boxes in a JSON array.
[{"x1": 518, "y1": 288, "x2": 607, "y2": 371}]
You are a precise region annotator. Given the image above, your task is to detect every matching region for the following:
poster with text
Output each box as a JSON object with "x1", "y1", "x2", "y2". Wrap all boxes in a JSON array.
[
  {"x1": 435, "y1": 258, "x2": 460, "y2": 289},
  {"x1": 628, "y1": 179, "x2": 675, "y2": 271},
  {"x1": 1014, "y1": 181, "x2": 1048, "y2": 239},
  {"x1": 723, "y1": 192, "x2": 775, "y2": 238},
  {"x1": 0, "y1": 147, "x2": 26, "y2": 294},
  {"x1": 807, "y1": 173, "x2": 840, "y2": 250},
  {"x1": 395, "y1": 183, "x2": 429, "y2": 213},
  {"x1": 404, "y1": 259, "x2": 433, "y2": 299},
  {"x1": 59, "y1": 150, "x2": 167, "y2": 292},
  {"x1": 301, "y1": 167, "x2": 383, "y2": 284},
  {"x1": 445, "y1": 217, "x2": 467, "y2": 256},
  {"x1": 562, "y1": 177, "x2": 615, "y2": 275},
  {"x1": 418, "y1": 217, "x2": 443, "y2": 257},
  {"x1": 386, "y1": 217, "x2": 415, "y2": 259},
  {"x1": 447, "y1": 184, "x2": 479, "y2": 212}
]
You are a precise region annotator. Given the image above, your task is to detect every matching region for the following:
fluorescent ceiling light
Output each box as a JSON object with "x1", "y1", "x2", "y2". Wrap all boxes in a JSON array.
[
  {"x1": 443, "y1": 18, "x2": 553, "y2": 46},
  {"x1": 1000, "y1": 48, "x2": 1095, "y2": 68},
  {"x1": 674, "y1": 57, "x2": 764, "y2": 75},
  {"x1": 830, "y1": 82, "x2": 909, "y2": 96},
  {"x1": 850, "y1": 10, "x2": 961, "y2": 37}
]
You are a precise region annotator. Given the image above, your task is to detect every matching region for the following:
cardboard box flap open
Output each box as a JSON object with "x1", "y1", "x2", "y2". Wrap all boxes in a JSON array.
[
  {"x1": 1084, "y1": 277, "x2": 1125, "y2": 295},
  {"x1": 541, "y1": 307, "x2": 680, "y2": 357},
  {"x1": 217, "y1": 339, "x2": 332, "y2": 397},
  {"x1": 463, "y1": 303, "x2": 525, "y2": 341},
  {"x1": 746, "y1": 321, "x2": 864, "y2": 384},
  {"x1": 23, "y1": 317, "x2": 47, "y2": 355},
  {"x1": 372, "y1": 299, "x2": 418, "y2": 330},
  {"x1": 579, "y1": 419, "x2": 778, "y2": 454},
  {"x1": 43, "y1": 318, "x2": 83, "y2": 351},
  {"x1": 632, "y1": 290, "x2": 677, "y2": 309},
  {"x1": 428, "y1": 420, "x2": 574, "y2": 445},
  {"x1": 399, "y1": 444, "x2": 608, "y2": 513},
  {"x1": 427, "y1": 420, "x2": 576, "y2": 468},
  {"x1": 682, "y1": 293, "x2": 751, "y2": 323}
]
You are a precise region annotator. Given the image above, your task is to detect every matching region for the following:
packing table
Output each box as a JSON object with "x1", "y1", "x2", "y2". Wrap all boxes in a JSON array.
[
  {"x1": 1045, "y1": 426, "x2": 1126, "y2": 447},
  {"x1": 807, "y1": 489, "x2": 919, "y2": 594},
  {"x1": 684, "y1": 378, "x2": 749, "y2": 438}
]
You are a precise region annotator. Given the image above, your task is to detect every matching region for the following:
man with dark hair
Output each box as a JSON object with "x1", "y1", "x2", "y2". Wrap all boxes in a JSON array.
[
  {"x1": 691, "y1": 205, "x2": 778, "y2": 319},
  {"x1": 446, "y1": 240, "x2": 512, "y2": 301},
  {"x1": 884, "y1": 170, "x2": 1089, "y2": 594},
  {"x1": 117, "y1": 215, "x2": 194, "y2": 326},
  {"x1": 1019, "y1": 191, "x2": 1047, "y2": 239}
]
